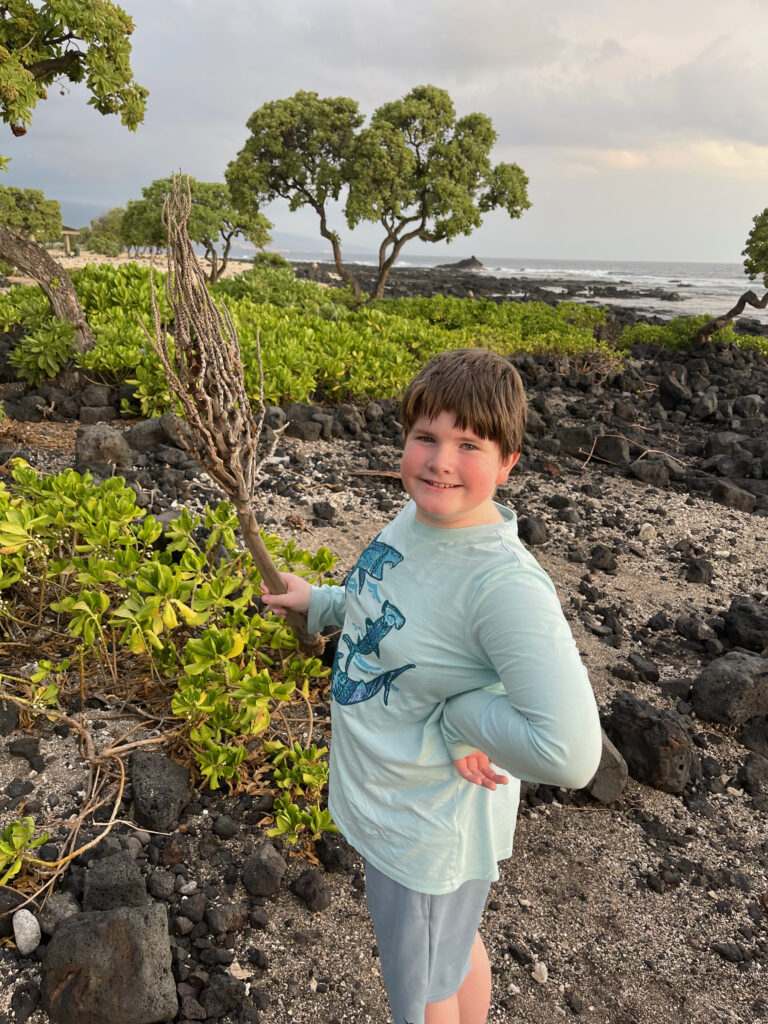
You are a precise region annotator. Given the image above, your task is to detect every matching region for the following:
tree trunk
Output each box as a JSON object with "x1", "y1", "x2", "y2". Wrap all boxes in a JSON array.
[
  {"x1": 217, "y1": 232, "x2": 234, "y2": 282},
  {"x1": 696, "y1": 289, "x2": 768, "y2": 345},
  {"x1": 235, "y1": 507, "x2": 325, "y2": 657},
  {"x1": 314, "y1": 203, "x2": 361, "y2": 301},
  {"x1": 372, "y1": 215, "x2": 428, "y2": 300},
  {"x1": 0, "y1": 225, "x2": 94, "y2": 352}
]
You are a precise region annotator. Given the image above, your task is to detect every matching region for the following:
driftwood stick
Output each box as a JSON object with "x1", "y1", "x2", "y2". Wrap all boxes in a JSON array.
[{"x1": 139, "y1": 174, "x2": 323, "y2": 655}]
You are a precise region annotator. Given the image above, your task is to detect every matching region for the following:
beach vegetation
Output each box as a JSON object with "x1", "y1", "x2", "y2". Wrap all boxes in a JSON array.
[
  {"x1": 226, "y1": 84, "x2": 530, "y2": 301},
  {"x1": 121, "y1": 176, "x2": 273, "y2": 282},
  {"x1": 79, "y1": 206, "x2": 126, "y2": 257},
  {"x1": 0, "y1": 0, "x2": 147, "y2": 353},
  {"x1": 3, "y1": 261, "x2": 767, "y2": 403},
  {"x1": 0, "y1": 816, "x2": 49, "y2": 885},
  {"x1": 0, "y1": 461, "x2": 338, "y2": 854}
]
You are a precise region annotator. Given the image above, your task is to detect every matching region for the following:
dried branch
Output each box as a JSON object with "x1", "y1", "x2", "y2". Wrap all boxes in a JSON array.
[{"x1": 139, "y1": 174, "x2": 322, "y2": 654}]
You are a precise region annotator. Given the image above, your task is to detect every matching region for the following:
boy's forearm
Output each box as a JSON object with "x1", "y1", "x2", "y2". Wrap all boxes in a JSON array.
[
  {"x1": 307, "y1": 583, "x2": 347, "y2": 633},
  {"x1": 440, "y1": 686, "x2": 602, "y2": 790}
]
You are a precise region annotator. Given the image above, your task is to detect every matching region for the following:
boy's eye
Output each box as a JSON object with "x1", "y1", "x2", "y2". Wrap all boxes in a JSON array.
[{"x1": 461, "y1": 443, "x2": 478, "y2": 451}]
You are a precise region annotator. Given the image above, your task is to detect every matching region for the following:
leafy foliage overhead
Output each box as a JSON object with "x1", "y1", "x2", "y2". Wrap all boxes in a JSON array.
[
  {"x1": 0, "y1": 0, "x2": 148, "y2": 139},
  {"x1": 227, "y1": 85, "x2": 531, "y2": 300}
]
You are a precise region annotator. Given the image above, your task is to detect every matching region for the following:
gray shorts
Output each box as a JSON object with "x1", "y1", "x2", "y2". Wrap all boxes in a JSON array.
[{"x1": 364, "y1": 860, "x2": 490, "y2": 1024}]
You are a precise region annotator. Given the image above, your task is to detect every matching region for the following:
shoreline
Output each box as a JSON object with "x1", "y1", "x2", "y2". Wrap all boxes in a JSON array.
[
  {"x1": 290, "y1": 260, "x2": 768, "y2": 330},
  {"x1": 6, "y1": 250, "x2": 765, "y2": 329}
]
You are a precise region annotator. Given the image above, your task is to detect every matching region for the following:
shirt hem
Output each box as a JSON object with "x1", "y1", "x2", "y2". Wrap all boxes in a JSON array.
[{"x1": 342, "y1": 826, "x2": 513, "y2": 895}]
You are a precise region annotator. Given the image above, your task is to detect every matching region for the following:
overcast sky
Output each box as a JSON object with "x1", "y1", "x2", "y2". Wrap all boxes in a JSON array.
[{"x1": 4, "y1": 0, "x2": 768, "y2": 262}]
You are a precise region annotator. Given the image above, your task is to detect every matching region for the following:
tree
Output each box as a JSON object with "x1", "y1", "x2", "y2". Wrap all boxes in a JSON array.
[
  {"x1": 0, "y1": 183, "x2": 92, "y2": 340},
  {"x1": 121, "y1": 195, "x2": 165, "y2": 256},
  {"x1": 0, "y1": 0, "x2": 147, "y2": 139},
  {"x1": 696, "y1": 210, "x2": 768, "y2": 344},
  {"x1": 82, "y1": 206, "x2": 125, "y2": 256},
  {"x1": 742, "y1": 209, "x2": 768, "y2": 286},
  {"x1": 121, "y1": 177, "x2": 272, "y2": 282},
  {"x1": 227, "y1": 85, "x2": 531, "y2": 300},
  {"x1": 227, "y1": 90, "x2": 364, "y2": 297},
  {"x1": 0, "y1": 182, "x2": 60, "y2": 240},
  {"x1": 0, "y1": 1, "x2": 147, "y2": 351}
]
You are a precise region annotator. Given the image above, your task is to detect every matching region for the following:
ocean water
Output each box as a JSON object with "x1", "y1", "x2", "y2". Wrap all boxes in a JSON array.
[{"x1": 265, "y1": 248, "x2": 767, "y2": 321}]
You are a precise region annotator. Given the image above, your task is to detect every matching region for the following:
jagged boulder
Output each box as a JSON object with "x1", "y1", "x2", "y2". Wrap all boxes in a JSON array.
[
  {"x1": 41, "y1": 904, "x2": 177, "y2": 1024},
  {"x1": 131, "y1": 750, "x2": 191, "y2": 832},
  {"x1": 587, "y1": 730, "x2": 629, "y2": 804},
  {"x1": 691, "y1": 652, "x2": 768, "y2": 725},
  {"x1": 606, "y1": 692, "x2": 691, "y2": 793}
]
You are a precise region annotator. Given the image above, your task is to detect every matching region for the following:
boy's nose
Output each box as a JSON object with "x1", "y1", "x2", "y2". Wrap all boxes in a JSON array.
[{"x1": 426, "y1": 445, "x2": 453, "y2": 472}]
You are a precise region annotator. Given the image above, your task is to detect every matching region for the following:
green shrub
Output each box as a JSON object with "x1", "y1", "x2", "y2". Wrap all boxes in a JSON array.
[
  {"x1": 252, "y1": 251, "x2": 292, "y2": 271},
  {"x1": 8, "y1": 318, "x2": 76, "y2": 385},
  {"x1": 618, "y1": 315, "x2": 768, "y2": 356}
]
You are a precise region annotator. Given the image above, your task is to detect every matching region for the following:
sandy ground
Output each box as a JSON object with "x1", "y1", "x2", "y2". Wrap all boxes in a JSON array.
[{"x1": 6, "y1": 248, "x2": 252, "y2": 289}]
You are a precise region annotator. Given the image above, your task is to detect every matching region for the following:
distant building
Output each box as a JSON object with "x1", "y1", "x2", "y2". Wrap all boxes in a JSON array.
[{"x1": 61, "y1": 226, "x2": 80, "y2": 256}]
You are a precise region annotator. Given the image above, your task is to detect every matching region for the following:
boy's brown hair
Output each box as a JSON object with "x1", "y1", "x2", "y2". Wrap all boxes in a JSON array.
[{"x1": 400, "y1": 348, "x2": 527, "y2": 458}]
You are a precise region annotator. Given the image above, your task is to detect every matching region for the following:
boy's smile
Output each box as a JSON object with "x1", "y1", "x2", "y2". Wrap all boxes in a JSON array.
[{"x1": 400, "y1": 412, "x2": 519, "y2": 529}]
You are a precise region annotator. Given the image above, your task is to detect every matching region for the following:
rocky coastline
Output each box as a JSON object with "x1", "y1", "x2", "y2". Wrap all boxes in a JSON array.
[
  {"x1": 293, "y1": 259, "x2": 768, "y2": 338},
  {"x1": 0, "y1": 276, "x2": 767, "y2": 1024},
  {"x1": 293, "y1": 259, "x2": 682, "y2": 317}
]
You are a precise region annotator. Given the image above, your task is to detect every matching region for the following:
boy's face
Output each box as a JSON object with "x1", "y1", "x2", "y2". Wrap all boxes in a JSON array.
[{"x1": 401, "y1": 411, "x2": 519, "y2": 530}]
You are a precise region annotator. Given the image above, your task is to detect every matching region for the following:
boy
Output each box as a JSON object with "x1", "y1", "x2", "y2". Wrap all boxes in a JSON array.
[{"x1": 262, "y1": 348, "x2": 602, "y2": 1024}]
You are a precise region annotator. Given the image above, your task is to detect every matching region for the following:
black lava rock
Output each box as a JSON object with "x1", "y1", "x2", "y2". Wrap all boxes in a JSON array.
[{"x1": 290, "y1": 868, "x2": 331, "y2": 912}]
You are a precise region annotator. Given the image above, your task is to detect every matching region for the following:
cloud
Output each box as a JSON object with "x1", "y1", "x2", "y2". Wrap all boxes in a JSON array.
[
  {"x1": 600, "y1": 150, "x2": 650, "y2": 170},
  {"x1": 5, "y1": 0, "x2": 768, "y2": 259}
]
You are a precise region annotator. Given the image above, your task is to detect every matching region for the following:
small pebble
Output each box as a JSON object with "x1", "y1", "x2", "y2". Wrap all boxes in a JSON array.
[
  {"x1": 532, "y1": 961, "x2": 549, "y2": 985},
  {"x1": 13, "y1": 909, "x2": 41, "y2": 956}
]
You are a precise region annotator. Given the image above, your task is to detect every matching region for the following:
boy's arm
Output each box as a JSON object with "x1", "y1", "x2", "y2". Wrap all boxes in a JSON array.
[
  {"x1": 440, "y1": 567, "x2": 602, "y2": 789},
  {"x1": 307, "y1": 582, "x2": 347, "y2": 632}
]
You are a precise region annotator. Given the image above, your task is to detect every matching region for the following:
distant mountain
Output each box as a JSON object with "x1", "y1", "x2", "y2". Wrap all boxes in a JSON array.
[{"x1": 233, "y1": 231, "x2": 375, "y2": 258}]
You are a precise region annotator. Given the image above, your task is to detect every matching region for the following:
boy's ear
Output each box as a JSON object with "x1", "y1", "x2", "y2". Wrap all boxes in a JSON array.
[{"x1": 496, "y1": 450, "x2": 520, "y2": 484}]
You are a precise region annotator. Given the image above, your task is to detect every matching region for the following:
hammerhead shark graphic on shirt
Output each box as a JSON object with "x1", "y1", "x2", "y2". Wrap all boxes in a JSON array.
[
  {"x1": 331, "y1": 597, "x2": 415, "y2": 706},
  {"x1": 350, "y1": 540, "x2": 403, "y2": 591}
]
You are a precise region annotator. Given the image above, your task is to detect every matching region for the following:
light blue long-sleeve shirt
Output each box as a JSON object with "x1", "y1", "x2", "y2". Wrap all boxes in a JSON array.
[{"x1": 308, "y1": 500, "x2": 601, "y2": 894}]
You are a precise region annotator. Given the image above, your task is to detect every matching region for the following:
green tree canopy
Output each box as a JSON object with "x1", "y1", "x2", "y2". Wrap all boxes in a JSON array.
[
  {"x1": 121, "y1": 176, "x2": 272, "y2": 281},
  {"x1": 227, "y1": 85, "x2": 531, "y2": 299},
  {"x1": 743, "y1": 209, "x2": 768, "y2": 287},
  {"x1": 121, "y1": 193, "x2": 165, "y2": 254},
  {"x1": 0, "y1": 182, "x2": 61, "y2": 240},
  {"x1": 227, "y1": 90, "x2": 362, "y2": 293},
  {"x1": 0, "y1": 0, "x2": 147, "y2": 142},
  {"x1": 80, "y1": 205, "x2": 125, "y2": 256}
]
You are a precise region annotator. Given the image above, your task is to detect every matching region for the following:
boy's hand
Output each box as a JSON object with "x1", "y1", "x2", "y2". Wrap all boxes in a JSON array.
[
  {"x1": 453, "y1": 750, "x2": 509, "y2": 791},
  {"x1": 261, "y1": 573, "x2": 312, "y2": 618}
]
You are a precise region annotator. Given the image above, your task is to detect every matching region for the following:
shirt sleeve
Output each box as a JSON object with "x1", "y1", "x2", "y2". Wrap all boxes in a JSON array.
[
  {"x1": 440, "y1": 566, "x2": 602, "y2": 789},
  {"x1": 307, "y1": 583, "x2": 347, "y2": 633}
]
